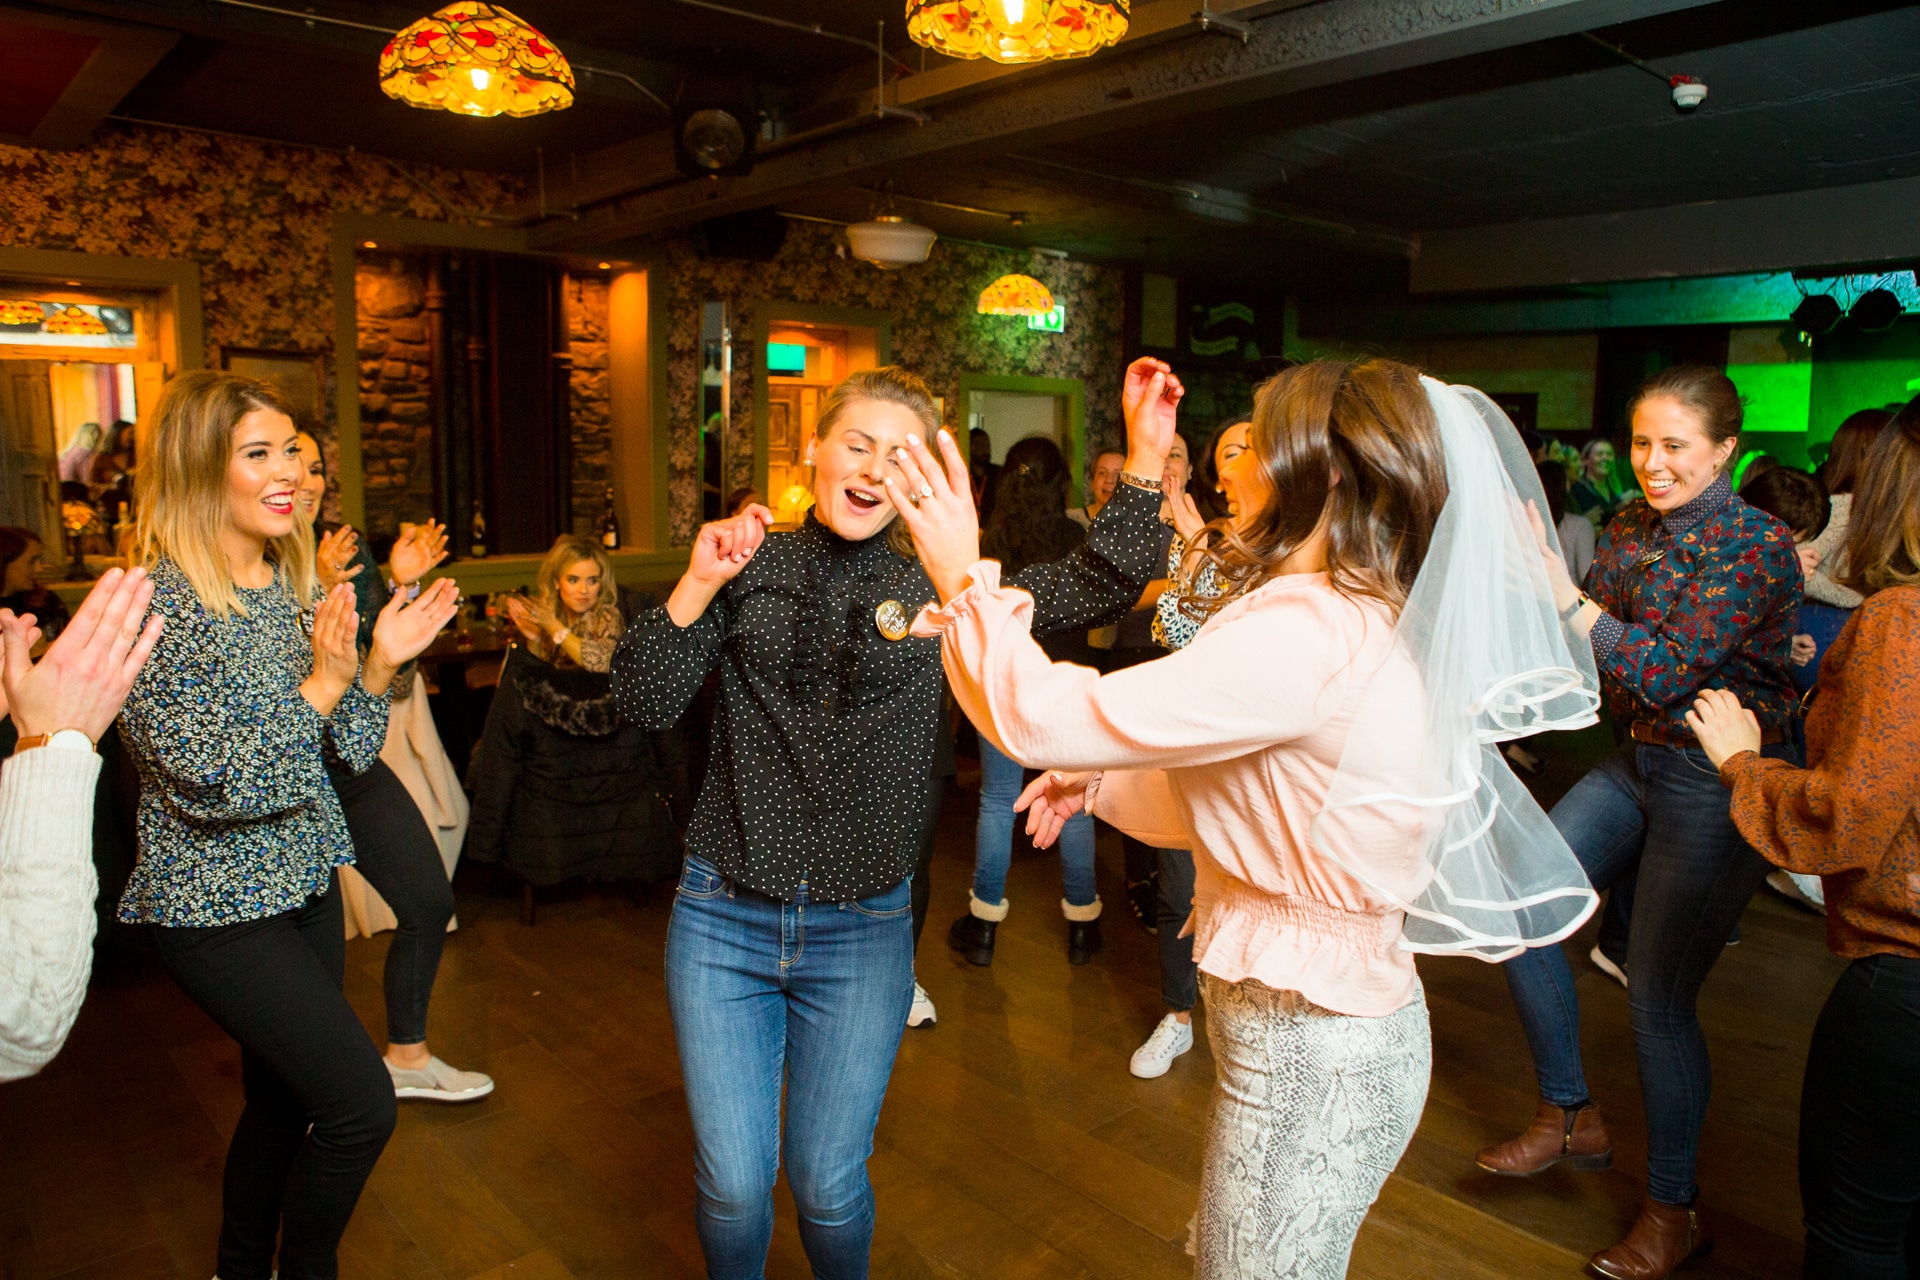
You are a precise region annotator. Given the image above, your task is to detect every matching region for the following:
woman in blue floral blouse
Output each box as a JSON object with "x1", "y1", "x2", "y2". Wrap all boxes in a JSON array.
[
  {"x1": 117, "y1": 371, "x2": 458, "y2": 1280},
  {"x1": 1476, "y1": 365, "x2": 1801, "y2": 1280}
]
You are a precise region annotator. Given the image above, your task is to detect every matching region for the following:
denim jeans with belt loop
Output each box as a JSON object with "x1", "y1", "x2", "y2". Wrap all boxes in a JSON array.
[
  {"x1": 1500, "y1": 740, "x2": 1793, "y2": 1207},
  {"x1": 664, "y1": 854, "x2": 915, "y2": 1280}
]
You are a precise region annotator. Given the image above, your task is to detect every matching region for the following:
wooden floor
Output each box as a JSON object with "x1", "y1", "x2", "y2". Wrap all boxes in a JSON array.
[{"x1": 2, "y1": 730, "x2": 1837, "y2": 1280}]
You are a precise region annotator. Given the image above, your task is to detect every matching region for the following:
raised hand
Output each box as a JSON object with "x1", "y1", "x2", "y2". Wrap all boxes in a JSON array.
[
  {"x1": 1524, "y1": 499, "x2": 1581, "y2": 614},
  {"x1": 1014, "y1": 770, "x2": 1092, "y2": 850},
  {"x1": 370, "y1": 577, "x2": 461, "y2": 674},
  {"x1": 303, "y1": 585, "x2": 361, "y2": 713},
  {"x1": 389, "y1": 519, "x2": 450, "y2": 586},
  {"x1": 317, "y1": 525, "x2": 364, "y2": 592},
  {"x1": 1122, "y1": 357, "x2": 1184, "y2": 472},
  {"x1": 885, "y1": 429, "x2": 978, "y2": 605},
  {"x1": 0, "y1": 566, "x2": 163, "y2": 742}
]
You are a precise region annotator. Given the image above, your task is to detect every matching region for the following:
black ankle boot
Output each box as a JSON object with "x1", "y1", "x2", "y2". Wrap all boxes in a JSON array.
[
  {"x1": 948, "y1": 914, "x2": 997, "y2": 966},
  {"x1": 1067, "y1": 919, "x2": 1103, "y2": 966}
]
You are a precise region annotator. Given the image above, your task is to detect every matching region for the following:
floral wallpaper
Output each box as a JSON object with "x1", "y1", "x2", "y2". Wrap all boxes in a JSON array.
[
  {"x1": 0, "y1": 120, "x2": 523, "y2": 396},
  {"x1": 661, "y1": 219, "x2": 1126, "y2": 543}
]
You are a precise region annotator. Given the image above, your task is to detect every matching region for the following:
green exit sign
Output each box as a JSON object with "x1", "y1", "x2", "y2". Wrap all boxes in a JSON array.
[{"x1": 1028, "y1": 304, "x2": 1066, "y2": 333}]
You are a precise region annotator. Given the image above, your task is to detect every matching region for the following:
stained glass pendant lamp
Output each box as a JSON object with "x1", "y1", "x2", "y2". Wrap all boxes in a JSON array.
[
  {"x1": 978, "y1": 274, "x2": 1054, "y2": 316},
  {"x1": 380, "y1": 4, "x2": 574, "y2": 118},
  {"x1": 907, "y1": 0, "x2": 1129, "y2": 64}
]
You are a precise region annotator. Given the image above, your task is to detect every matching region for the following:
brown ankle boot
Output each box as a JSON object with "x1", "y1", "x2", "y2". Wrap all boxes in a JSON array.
[
  {"x1": 1474, "y1": 1101, "x2": 1613, "y2": 1176},
  {"x1": 1587, "y1": 1198, "x2": 1712, "y2": 1279}
]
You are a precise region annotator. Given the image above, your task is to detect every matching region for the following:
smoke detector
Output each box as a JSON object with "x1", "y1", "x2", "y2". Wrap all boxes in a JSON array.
[
  {"x1": 845, "y1": 215, "x2": 937, "y2": 269},
  {"x1": 1669, "y1": 75, "x2": 1708, "y2": 111}
]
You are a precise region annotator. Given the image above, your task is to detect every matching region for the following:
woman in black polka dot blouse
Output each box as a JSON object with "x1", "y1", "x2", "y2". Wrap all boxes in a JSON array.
[{"x1": 614, "y1": 360, "x2": 1182, "y2": 1280}]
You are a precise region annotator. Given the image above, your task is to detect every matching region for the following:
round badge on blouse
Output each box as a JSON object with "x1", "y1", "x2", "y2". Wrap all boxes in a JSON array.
[{"x1": 875, "y1": 599, "x2": 911, "y2": 641}]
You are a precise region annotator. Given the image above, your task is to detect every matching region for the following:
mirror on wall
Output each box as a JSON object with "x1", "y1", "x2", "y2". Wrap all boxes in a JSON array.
[{"x1": 701, "y1": 301, "x2": 729, "y2": 522}]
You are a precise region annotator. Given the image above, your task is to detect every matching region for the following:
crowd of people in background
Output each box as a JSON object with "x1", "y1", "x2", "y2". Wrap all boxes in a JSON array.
[{"x1": 0, "y1": 349, "x2": 1914, "y2": 1280}]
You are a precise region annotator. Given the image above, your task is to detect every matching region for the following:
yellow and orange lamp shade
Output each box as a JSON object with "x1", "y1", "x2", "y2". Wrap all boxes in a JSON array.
[
  {"x1": 977, "y1": 274, "x2": 1055, "y2": 316},
  {"x1": 43, "y1": 305, "x2": 107, "y2": 336},
  {"x1": 379, "y1": 4, "x2": 574, "y2": 118},
  {"x1": 907, "y1": 0, "x2": 1128, "y2": 64}
]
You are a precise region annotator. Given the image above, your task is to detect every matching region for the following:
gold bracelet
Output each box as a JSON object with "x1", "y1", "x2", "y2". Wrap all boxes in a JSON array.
[{"x1": 1117, "y1": 469, "x2": 1163, "y2": 493}]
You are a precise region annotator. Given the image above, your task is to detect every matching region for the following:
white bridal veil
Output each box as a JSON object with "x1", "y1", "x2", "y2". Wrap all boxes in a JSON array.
[{"x1": 1308, "y1": 378, "x2": 1601, "y2": 960}]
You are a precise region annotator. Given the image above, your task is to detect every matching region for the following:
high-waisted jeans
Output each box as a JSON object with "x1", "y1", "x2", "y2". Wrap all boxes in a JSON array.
[
  {"x1": 1501, "y1": 740, "x2": 1792, "y2": 1206},
  {"x1": 971, "y1": 737, "x2": 1095, "y2": 907},
  {"x1": 665, "y1": 854, "x2": 914, "y2": 1280}
]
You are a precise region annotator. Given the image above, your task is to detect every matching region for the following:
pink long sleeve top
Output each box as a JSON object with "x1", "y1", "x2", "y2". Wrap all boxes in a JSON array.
[{"x1": 921, "y1": 562, "x2": 1428, "y2": 1017}]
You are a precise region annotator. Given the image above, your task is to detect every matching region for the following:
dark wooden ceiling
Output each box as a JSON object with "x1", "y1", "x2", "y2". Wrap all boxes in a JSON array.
[{"x1": 7, "y1": 0, "x2": 1918, "y2": 289}]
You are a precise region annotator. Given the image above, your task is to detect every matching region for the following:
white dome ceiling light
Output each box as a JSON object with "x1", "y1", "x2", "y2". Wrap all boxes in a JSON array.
[{"x1": 846, "y1": 215, "x2": 937, "y2": 269}]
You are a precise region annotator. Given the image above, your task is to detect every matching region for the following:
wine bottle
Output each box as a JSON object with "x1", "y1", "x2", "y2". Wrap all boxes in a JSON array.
[
  {"x1": 599, "y1": 485, "x2": 621, "y2": 551},
  {"x1": 469, "y1": 499, "x2": 488, "y2": 559}
]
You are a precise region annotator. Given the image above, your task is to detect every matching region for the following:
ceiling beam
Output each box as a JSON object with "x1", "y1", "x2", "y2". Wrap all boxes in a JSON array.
[
  {"x1": 1412, "y1": 175, "x2": 1920, "y2": 292},
  {"x1": 529, "y1": 0, "x2": 1722, "y2": 250},
  {"x1": 0, "y1": 5, "x2": 177, "y2": 148}
]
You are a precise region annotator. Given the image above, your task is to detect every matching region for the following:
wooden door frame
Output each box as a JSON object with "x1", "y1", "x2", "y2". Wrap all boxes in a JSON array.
[
  {"x1": 956, "y1": 373, "x2": 1088, "y2": 503},
  {"x1": 750, "y1": 302, "x2": 892, "y2": 503}
]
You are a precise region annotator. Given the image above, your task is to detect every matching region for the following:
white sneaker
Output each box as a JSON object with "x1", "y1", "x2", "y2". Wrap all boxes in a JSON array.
[
  {"x1": 907, "y1": 981, "x2": 937, "y2": 1028},
  {"x1": 388, "y1": 1055, "x2": 494, "y2": 1103},
  {"x1": 1767, "y1": 869, "x2": 1827, "y2": 913},
  {"x1": 1129, "y1": 1014, "x2": 1194, "y2": 1079},
  {"x1": 1589, "y1": 945, "x2": 1628, "y2": 990}
]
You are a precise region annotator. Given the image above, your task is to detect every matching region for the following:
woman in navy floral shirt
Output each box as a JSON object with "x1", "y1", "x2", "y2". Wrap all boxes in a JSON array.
[
  {"x1": 1477, "y1": 366, "x2": 1800, "y2": 1280},
  {"x1": 117, "y1": 371, "x2": 457, "y2": 1280}
]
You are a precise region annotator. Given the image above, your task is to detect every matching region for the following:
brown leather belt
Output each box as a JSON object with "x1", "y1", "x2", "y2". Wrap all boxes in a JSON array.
[{"x1": 1629, "y1": 720, "x2": 1784, "y2": 748}]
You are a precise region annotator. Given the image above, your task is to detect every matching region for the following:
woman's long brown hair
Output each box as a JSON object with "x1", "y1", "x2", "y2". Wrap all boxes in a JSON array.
[
  {"x1": 1839, "y1": 397, "x2": 1920, "y2": 596},
  {"x1": 1176, "y1": 359, "x2": 1448, "y2": 620}
]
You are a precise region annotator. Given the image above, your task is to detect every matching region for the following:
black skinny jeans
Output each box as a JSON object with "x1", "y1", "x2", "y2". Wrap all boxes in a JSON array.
[
  {"x1": 1800, "y1": 953, "x2": 1920, "y2": 1280},
  {"x1": 330, "y1": 759, "x2": 456, "y2": 1045},
  {"x1": 153, "y1": 874, "x2": 397, "y2": 1280}
]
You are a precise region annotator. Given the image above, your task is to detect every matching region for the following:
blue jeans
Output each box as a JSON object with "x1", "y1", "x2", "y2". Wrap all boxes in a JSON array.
[
  {"x1": 1501, "y1": 741, "x2": 1790, "y2": 1206},
  {"x1": 971, "y1": 737, "x2": 1096, "y2": 907},
  {"x1": 665, "y1": 855, "x2": 914, "y2": 1280}
]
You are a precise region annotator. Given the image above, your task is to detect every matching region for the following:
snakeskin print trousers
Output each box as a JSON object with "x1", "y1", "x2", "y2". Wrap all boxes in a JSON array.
[{"x1": 1195, "y1": 975, "x2": 1431, "y2": 1279}]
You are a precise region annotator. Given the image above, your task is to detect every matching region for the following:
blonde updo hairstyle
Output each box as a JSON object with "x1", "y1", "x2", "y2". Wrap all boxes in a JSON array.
[
  {"x1": 135, "y1": 369, "x2": 317, "y2": 617},
  {"x1": 812, "y1": 365, "x2": 942, "y2": 557}
]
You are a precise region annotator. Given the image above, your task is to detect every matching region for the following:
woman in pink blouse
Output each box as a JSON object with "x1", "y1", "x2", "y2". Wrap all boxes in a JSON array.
[{"x1": 887, "y1": 358, "x2": 1599, "y2": 1279}]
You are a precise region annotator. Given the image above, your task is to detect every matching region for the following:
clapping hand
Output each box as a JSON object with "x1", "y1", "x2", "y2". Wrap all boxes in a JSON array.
[
  {"x1": 0, "y1": 566, "x2": 163, "y2": 742},
  {"x1": 885, "y1": 430, "x2": 978, "y2": 605},
  {"x1": 369, "y1": 578, "x2": 461, "y2": 681},
  {"x1": 1683, "y1": 688, "x2": 1763, "y2": 770},
  {"x1": 317, "y1": 525, "x2": 364, "y2": 592},
  {"x1": 303, "y1": 584, "x2": 361, "y2": 713},
  {"x1": 1014, "y1": 770, "x2": 1093, "y2": 850},
  {"x1": 389, "y1": 519, "x2": 450, "y2": 586}
]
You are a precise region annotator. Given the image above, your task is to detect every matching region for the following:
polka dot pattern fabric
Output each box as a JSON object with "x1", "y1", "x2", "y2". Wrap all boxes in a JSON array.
[{"x1": 613, "y1": 484, "x2": 1165, "y2": 903}]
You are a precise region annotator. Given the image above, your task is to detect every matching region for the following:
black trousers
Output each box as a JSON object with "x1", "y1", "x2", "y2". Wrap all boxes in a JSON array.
[
  {"x1": 331, "y1": 759, "x2": 456, "y2": 1045},
  {"x1": 910, "y1": 775, "x2": 948, "y2": 950},
  {"x1": 1800, "y1": 953, "x2": 1920, "y2": 1279},
  {"x1": 154, "y1": 874, "x2": 396, "y2": 1280}
]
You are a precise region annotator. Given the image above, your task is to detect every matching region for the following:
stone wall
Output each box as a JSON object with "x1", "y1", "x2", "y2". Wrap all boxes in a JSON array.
[
  {"x1": 354, "y1": 256, "x2": 435, "y2": 538},
  {"x1": 567, "y1": 275, "x2": 613, "y2": 539}
]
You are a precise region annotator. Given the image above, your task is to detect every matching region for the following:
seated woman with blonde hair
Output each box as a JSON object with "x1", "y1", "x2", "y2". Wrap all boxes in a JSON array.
[{"x1": 505, "y1": 535, "x2": 623, "y2": 672}]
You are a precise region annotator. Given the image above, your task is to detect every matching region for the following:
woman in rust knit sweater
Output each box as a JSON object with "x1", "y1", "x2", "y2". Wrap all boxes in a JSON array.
[{"x1": 1689, "y1": 398, "x2": 1920, "y2": 1280}]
